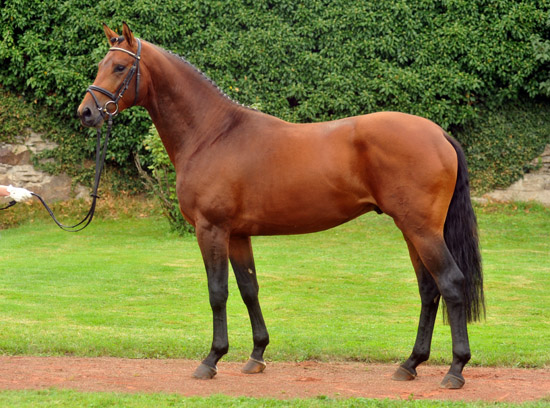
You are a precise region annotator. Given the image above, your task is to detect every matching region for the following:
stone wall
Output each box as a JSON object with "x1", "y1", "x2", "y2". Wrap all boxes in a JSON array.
[
  {"x1": 0, "y1": 130, "x2": 88, "y2": 202},
  {"x1": 481, "y1": 144, "x2": 550, "y2": 206}
]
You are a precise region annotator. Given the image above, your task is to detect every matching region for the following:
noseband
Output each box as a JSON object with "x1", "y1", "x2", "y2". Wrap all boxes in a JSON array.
[{"x1": 87, "y1": 38, "x2": 142, "y2": 117}]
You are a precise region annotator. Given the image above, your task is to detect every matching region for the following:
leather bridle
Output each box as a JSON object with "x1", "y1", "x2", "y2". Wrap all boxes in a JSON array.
[
  {"x1": 1, "y1": 39, "x2": 143, "y2": 231},
  {"x1": 87, "y1": 38, "x2": 142, "y2": 117}
]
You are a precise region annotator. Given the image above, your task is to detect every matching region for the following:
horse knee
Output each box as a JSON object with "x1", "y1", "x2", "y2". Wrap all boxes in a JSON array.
[
  {"x1": 211, "y1": 339, "x2": 229, "y2": 356},
  {"x1": 234, "y1": 272, "x2": 259, "y2": 304},
  {"x1": 208, "y1": 286, "x2": 228, "y2": 311},
  {"x1": 239, "y1": 285, "x2": 259, "y2": 306}
]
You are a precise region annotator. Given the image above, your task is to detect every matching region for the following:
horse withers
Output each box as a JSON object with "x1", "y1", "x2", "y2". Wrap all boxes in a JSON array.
[{"x1": 78, "y1": 23, "x2": 484, "y2": 389}]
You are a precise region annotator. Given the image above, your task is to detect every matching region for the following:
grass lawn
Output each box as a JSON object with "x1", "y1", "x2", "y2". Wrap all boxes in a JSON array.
[
  {"x1": 0, "y1": 389, "x2": 548, "y2": 407},
  {"x1": 0, "y1": 202, "x2": 548, "y2": 367},
  {"x1": 0, "y1": 202, "x2": 548, "y2": 406}
]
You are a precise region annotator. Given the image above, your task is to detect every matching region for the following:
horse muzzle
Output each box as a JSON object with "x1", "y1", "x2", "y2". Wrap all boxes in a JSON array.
[{"x1": 77, "y1": 101, "x2": 105, "y2": 128}]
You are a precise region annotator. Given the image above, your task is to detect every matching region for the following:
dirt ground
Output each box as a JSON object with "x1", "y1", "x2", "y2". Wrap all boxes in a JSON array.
[{"x1": 0, "y1": 357, "x2": 548, "y2": 402}]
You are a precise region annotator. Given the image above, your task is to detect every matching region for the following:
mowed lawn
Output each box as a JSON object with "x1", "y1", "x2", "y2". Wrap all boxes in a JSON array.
[{"x1": 0, "y1": 203, "x2": 548, "y2": 368}]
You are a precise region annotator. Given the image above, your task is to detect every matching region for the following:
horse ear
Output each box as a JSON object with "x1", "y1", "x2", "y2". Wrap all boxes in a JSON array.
[
  {"x1": 103, "y1": 23, "x2": 119, "y2": 47},
  {"x1": 122, "y1": 22, "x2": 135, "y2": 47}
]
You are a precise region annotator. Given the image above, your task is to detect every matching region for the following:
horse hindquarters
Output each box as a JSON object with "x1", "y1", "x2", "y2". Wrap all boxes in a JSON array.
[{"x1": 393, "y1": 133, "x2": 483, "y2": 389}]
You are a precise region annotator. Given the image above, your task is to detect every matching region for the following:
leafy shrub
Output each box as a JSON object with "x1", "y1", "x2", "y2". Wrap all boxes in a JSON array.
[
  {"x1": 457, "y1": 99, "x2": 550, "y2": 194},
  {"x1": 1, "y1": 0, "x2": 549, "y2": 206},
  {"x1": 137, "y1": 125, "x2": 195, "y2": 235}
]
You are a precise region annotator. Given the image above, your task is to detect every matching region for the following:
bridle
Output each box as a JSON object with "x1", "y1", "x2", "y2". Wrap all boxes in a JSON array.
[
  {"x1": 87, "y1": 38, "x2": 142, "y2": 118},
  {"x1": 1, "y1": 39, "x2": 143, "y2": 231}
]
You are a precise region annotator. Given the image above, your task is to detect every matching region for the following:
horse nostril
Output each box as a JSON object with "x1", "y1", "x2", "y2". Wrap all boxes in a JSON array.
[{"x1": 82, "y1": 107, "x2": 92, "y2": 118}]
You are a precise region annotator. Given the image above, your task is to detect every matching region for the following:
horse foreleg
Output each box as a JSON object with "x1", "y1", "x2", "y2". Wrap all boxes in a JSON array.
[
  {"x1": 393, "y1": 237, "x2": 440, "y2": 382},
  {"x1": 229, "y1": 235, "x2": 269, "y2": 374},
  {"x1": 193, "y1": 223, "x2": 230, "y2": 379}
]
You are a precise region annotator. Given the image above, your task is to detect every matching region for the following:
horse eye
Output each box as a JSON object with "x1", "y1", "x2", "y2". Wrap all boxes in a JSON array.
[{"x1": 114, "y1": 65, "x2": 126, "y2": 73}]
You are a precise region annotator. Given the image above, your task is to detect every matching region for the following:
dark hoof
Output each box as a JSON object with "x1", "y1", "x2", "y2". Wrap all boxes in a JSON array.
[
  {"x1": 392, "y1": 365, "x2": 417, "y2": 381},
  {"x1": 241, "y1": 358, "x2": 267, "y2": 374},
  {"x1": 440, "y1": 373, "x2": 465, "y2": 389},
  {"x1": 192, "y1": 363, "x2": 218, "y2": 379}
]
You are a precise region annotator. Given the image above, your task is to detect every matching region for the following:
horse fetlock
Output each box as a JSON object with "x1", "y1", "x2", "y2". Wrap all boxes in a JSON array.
[
  {"x1": 410, "y1": 349, "x2": 430, "y2": 365},
  {"x1": 453, "y1": 347, "x2": 471, "y2": 366},
  {"x1": 253, "y1": 333, "x2": 269, "y2": 348},
  {"x1": 210, "y1": 342, "x2": 229, "y2": 358}
]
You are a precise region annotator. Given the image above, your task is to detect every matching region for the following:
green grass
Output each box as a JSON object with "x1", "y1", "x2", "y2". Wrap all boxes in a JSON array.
[
  {"x1": 0, "y1": 389, "x2": 548, "y2": 407},
  {"x1": 0, "y1": 203, "x2": 548, "y2": 368}
]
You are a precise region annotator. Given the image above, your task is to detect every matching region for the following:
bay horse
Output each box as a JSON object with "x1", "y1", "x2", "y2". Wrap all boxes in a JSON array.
[{"x1": 78, "y1": 23, "x2": 484, "y2": 389}]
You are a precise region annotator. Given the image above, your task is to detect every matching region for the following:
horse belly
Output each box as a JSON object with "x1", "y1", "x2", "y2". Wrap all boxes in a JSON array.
[
  {"x1": 235, "y1": 172, "x2": 376, "y2": 236},
  {"x1": 240, "y1": 203, "x2": 372, "y2": 236}
]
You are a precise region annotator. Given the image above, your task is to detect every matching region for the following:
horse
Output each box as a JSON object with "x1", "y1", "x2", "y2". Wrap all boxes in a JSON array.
[{"x1": 78, "y1": 23, "x2": 484, "y2": 389}]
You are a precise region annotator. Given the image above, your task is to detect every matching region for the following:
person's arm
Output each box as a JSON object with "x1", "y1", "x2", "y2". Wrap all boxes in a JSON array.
[{"x1": 0, "y1": 185, "x2": 33, "y2": 202}]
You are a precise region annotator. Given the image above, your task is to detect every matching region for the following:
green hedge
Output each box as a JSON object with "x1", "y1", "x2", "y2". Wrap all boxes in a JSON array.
[
  {"x1": 460, "y1": 99, "x2": 550, "y2": 193},
  {"x1": 1, "y1": 0, "x2": 549, "y2": 193}
]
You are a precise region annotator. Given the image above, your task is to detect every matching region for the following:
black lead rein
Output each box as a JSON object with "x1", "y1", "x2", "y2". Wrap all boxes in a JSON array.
[
  {"x1": 0, "y1": 201, "x2": 17, "y2": 211},
  {"x1": 2, "y1": 40, "x2": 141, "y2": 231},
  {"x1": 1, "y1": 117, "x2": 112, "y2": 232},
  {"x1": 30, "y1": 117, "x2": 112, "y2": 232}
]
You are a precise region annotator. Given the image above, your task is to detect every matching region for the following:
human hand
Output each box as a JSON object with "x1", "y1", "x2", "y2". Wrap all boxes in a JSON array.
[{"x1": 6, "y1": 185, "x2": 33, "y2": 202}]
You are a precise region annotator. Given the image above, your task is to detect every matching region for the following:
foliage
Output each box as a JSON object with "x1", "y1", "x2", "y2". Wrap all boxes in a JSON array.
[
  {"x1": 0, "y1": 88, "x2": 41, "y2": 144},
  {"x1": 1, "y1": 0, "x2": 549, "y2": 212},
  {"x1": 457, "y1": 99, "x2": 550, "y2": 194},
  {"x1": 138, "y1": 125, "x2": 195, "y2": 235}
]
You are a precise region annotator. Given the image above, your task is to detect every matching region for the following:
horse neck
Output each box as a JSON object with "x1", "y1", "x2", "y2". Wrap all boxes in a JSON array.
[{"x1": 139, "y1": 43, "x2": 245, "y2": 163}]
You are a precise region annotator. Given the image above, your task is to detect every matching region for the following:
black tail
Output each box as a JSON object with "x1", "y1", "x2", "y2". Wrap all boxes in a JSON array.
[{"x1": 443, "y1": 133, "x2": 485, "y2": 323}]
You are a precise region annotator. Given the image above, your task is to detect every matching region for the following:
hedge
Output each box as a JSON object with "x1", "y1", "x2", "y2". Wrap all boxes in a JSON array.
[
  {"x1": 1, "y1": 0, "x2": 549, "y2": 194},
  {"x1": 460, "y1": 99, "x2": 550, "y2": 193}
]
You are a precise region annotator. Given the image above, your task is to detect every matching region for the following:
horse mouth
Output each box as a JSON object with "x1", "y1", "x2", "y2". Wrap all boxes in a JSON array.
[
  {"x1": 78, "y1": 106, "x2": 105, "y2": 128},
  {"x1": 81, "y1": 117, "x2": 105, "y2": 129}
]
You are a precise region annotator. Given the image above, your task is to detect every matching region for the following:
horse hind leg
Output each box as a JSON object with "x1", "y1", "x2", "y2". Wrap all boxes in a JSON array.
[
  {"x1": 405, "y1": 231, "x2": 472, "y2": 389},
  {"x1": 393, "y1": 236, "x2": 441, "y2": 382},
  {"x1": 229, "y1": 235, "x2": 269, "y2": 374}
]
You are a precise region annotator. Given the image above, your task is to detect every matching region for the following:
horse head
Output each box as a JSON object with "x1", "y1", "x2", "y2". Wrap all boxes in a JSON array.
[{"x1": 78, "y1": 23, "x2": 142, "y2": 128}]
